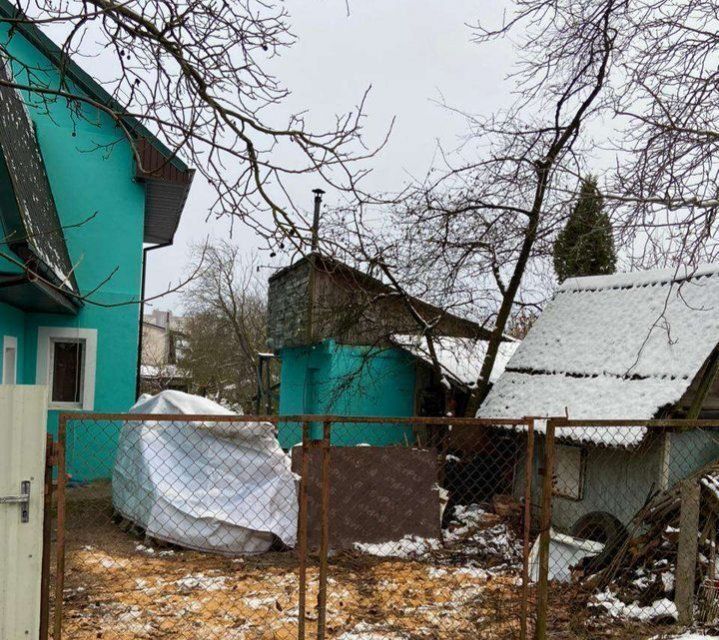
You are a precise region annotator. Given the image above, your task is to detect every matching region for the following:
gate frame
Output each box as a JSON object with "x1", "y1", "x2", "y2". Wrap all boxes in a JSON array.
[{"x1": 53, "y1": 412, "x2": 535, "y2": 640}]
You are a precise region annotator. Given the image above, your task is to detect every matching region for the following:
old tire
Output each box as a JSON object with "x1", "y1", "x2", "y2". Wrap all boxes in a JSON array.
[{"x1": 571, "y1": 511, "x2": 627, "y2": 572}]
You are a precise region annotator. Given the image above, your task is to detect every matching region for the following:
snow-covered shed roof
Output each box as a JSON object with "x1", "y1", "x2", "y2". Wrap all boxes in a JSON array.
[
  {"x1": 478, "y1": 265, "x2": 719, "y2": 446},
  {"x1": 391, "y1": 334, "x2": 519, "y2": 388}
]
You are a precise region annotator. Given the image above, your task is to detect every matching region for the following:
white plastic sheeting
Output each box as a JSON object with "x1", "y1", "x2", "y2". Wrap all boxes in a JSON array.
[
  {"x1": 112, "y1": 390, "x2": 298, "y2": 555},
  {"x1": 529, "y1": 530, "x2": 604, "y2": 582}
]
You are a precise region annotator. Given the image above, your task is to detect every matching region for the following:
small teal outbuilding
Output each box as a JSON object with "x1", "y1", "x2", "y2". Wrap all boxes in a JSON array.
[
  {"x1": 266, "y1": 254, "x2": 514, "y2": 448},
  {"x1": 0, "y1": 1, "x2": 193, "y2": 480}
]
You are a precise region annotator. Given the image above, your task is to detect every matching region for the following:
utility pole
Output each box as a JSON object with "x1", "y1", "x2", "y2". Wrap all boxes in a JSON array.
[{"x1": 311, "y1": 188, "x2": 325, "y2": 252}]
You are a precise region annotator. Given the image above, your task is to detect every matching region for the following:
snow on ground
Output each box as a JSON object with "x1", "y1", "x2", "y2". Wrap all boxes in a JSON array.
[
  {"x1": 338, "y1": 622, "x2": 409, "y2": 640},
  {"x1": 651, "y1": 634, "x2": 719, "y2": 639},
  {"x1": 354, "y1": 504, "x2": 522, "y2": 572},
  {"x1": 354, "y1": 536, "x2": 441, "y2": 559},
  {"x1": 591, "y1": 589, "x2": 677, "y2": 622}
]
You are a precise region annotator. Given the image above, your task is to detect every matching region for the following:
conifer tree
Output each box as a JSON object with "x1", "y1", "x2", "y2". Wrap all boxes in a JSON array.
[{"x1": 553, "y1": 177, "x2": 617, "y2": 282}]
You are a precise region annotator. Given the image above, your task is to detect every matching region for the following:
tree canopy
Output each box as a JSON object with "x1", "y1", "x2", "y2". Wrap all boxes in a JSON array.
[{"x1": 553, "y1": 177, "x2": 616, "y2": 283}]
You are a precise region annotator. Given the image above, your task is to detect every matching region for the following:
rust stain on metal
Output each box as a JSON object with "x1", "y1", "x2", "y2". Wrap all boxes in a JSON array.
[
  {"x1": 39, "y1": 433, "x2": 54, "y2": 640},
  {"x1": 520, "y1": 419, "x2": 535, "y2": 640},
  {"x1": 53, "y1": 416, "x2": 68, "y2": 640},
  {"x1": 317, "y1": 421, "x2": 331, "y2": 640},
  {"x1": 297, "y1": 423, "x2": 310, "y2": 640}
]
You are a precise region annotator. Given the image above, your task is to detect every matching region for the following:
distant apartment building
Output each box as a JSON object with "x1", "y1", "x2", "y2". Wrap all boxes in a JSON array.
[{"x1": 140, "y1": 309, "x2": 190, "y2": 393}]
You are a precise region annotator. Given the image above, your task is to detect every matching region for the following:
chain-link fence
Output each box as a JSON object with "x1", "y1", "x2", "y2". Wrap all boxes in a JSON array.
[
  {"x1": 48, "y1": 414, "x2": 534, "y2": 640},
  {"x1": 534, "y1": 418, "x2": 719, "y2": 640},
  {"x1": 43, "y1": 413, "x2": 719, "y2": 639}
]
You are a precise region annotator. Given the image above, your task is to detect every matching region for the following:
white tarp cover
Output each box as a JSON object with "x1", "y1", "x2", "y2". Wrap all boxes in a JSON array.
[{"x1": 112, "y1": 390, "x2": 298, "y2": 555}]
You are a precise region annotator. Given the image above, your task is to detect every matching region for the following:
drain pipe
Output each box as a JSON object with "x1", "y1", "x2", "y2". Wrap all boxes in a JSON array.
[{"x1": 135, "y1": 241, "x2": 172, "y2": 399}]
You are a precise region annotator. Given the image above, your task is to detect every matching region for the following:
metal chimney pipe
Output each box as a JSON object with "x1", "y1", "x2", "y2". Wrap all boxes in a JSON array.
[{"x1": 311, "y1": 188, "x2": 325, "y2": 252}]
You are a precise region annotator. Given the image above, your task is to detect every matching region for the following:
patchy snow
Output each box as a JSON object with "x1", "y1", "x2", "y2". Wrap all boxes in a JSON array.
[
  {"x1": 353, "y1": 536, "x2": 441, "y2": 559},
  {"x1": 175, "y1": 573, "x2": 227, "y2": 592},
  {"x1": 592, "y1": 589, "x2": 677, "y2": 621},
  {"x1": 391, "y1": 334, "x2": 519, "y2": 386},
  {"x1": 652, "y1": 634, "x2": 719, "y2": 639},
  {"x1": 479, "y1": 265, "x2": 719, "y2": 446},
  {"x1": 139, "y1": 364, "x2": 188, "y2": 380},
  {"x1": 354, "y1": 503, "x2": 522, "y2": 574},
  {"x1": 338, "y1": 622, "x2": 408, "y2": 640}
]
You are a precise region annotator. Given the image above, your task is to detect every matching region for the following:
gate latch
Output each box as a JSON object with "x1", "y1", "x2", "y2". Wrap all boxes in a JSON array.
[{"x1": 0, "y1": 480, "x2": 31, "y2": 523}]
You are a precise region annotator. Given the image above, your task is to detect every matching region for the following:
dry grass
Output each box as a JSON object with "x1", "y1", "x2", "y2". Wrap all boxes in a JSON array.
[{"x1": 53, "y1": 482, "x2": 683, "y2": 640}]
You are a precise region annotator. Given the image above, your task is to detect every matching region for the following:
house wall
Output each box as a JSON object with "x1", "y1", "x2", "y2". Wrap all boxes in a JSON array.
[
  {"x1": 0, "y1": 26, "x2": 146, "y2": 480},
  {"x1": 667, "y1": 428, "x2": 719, "y2": 487},
  {"x1": 0, "y1": 301, "x2": 25, "y2": 383},
  {"x1": 142, "y1": 323, "x2": 169, "y2": 365},
  {"x1": 267, "y1": 260, "x2": 311, "y2": 350},
  {"x1": 514, "y1": 434, "x2": 663, "y2": 532},
  {"x1": 512, "y1": 428, "x2": 719, "y2": 533},
  {"x1": 277, "y1": 339, "x2": 416, "y2": 448}
]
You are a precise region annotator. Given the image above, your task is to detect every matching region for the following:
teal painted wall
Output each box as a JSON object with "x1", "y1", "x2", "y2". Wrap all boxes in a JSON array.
[
  {"x1": 0, "y1": 26, "x2": 146, "y2": 481},
  {"x1": 277, "y1": 340, "x2": 416, "y2": 448},
  {"x1": 0, "y1": 301, "x2": 26, "y2": 382}
]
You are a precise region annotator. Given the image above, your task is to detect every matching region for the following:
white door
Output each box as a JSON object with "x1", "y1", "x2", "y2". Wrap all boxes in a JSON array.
[{"x1": 0, "y1": 386, "x2": 48, "y2": 640}]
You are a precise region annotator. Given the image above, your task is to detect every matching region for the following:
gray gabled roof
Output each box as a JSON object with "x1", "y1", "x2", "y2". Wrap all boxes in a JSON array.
[{"x1": 478, "y1": 265, "x2": 719, "y2": 446}]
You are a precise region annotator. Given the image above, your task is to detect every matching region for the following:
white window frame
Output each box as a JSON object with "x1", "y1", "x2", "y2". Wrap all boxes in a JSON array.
[
  {"x1": 553, "y1": 444, "x2": 586, "y2": 501},
  {"x1": 2, "y1": 335, "x2": 17, "y2": 384},
  {"x1": 37, "y1": 327, "x2": 97, "y2": 410}
]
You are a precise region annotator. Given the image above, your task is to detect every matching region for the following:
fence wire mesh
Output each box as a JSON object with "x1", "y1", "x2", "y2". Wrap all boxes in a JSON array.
[
  {"x1": 537, "y1": 419, "x2": 719, "y2": 640},
  {"x1": 45, "y1": 414, "x2": 719, "y2": 640}
]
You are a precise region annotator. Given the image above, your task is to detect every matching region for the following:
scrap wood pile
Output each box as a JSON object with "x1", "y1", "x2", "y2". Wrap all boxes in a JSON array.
[{"x1": 580, "y1": 460, "x2": 719, "y2": 621}]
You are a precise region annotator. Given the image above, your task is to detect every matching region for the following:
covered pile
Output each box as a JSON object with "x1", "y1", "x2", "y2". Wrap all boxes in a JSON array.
[{"x1": 112, "y1": 390, "x2": 298, "y2": 555}]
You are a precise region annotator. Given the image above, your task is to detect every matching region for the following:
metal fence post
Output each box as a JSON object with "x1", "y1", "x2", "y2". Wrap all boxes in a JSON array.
[
  {"x1": 535, "y1": 419, "x2": 556, "y2": 640},
  {"x1": 297, "y1": 422, "x2": 310, "y2": 640},
  {"x1": 39, "y1": 433, "x2": 54, "y2": 640},
  {"x1": 317, "y1": 420, "x2": 331, "y2": 640},
  {"x1": 520, "y1": 419, "x2": 535, "y2": 640},
  {"x1": 53, "y1": 415, "x2": 69, "y2": 640}
]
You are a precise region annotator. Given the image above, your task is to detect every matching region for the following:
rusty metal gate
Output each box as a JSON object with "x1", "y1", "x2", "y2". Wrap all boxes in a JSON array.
[{"x1": 46, "y1": 413, "x2": 537, "y2": 640}]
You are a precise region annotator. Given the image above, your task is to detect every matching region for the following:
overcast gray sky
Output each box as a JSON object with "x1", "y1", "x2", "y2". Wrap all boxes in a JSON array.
[{"x1": 144, "y1": 1, "x2": 514, "y2": 312}]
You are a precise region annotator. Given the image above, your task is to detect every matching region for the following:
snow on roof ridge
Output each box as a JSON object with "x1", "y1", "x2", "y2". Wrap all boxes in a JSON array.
[{"x1": 558, "y1": 263, "x2": 719, "y2": 293}]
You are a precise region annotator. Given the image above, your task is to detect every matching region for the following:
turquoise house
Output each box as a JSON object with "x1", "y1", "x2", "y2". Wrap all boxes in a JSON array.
[
  {"x1": 266, "y1": 254, "x2": 513, "y2": 448},
  {"x1": 0, "y1": 2, "x2": 193, "y2": 480}
]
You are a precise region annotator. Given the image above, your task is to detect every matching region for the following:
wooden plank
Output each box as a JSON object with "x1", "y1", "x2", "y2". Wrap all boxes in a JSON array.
[
  {"x1": 297, "y1": 424, "x2": 309, "y2": 640},
  {"x1": 676, "y1": 480, "x2": 701, "y2": 625},
  {"x1": 535, "y1": 419, "x2": 555, "y2": 640},
  {"x1": 687, "y1": 347, "x2": 719, "y2": 419}
]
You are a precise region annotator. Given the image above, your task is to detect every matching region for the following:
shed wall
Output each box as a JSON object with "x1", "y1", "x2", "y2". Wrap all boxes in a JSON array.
[{"x1": 277, "y1": 340, "x2": 416, "y2": 448}]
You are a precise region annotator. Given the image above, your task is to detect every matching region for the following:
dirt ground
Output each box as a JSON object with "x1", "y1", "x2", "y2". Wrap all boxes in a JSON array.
[{"x1": 54, "y1": 483, "x2": 683, "y2": 640}]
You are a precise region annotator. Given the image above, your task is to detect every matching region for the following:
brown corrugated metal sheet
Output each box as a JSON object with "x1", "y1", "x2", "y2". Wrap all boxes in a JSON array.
[{"x1": 291, "y1": 445, "x2": 441, "y2": 550}]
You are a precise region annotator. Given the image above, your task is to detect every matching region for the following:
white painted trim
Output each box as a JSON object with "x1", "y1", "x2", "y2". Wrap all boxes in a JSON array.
[
  {"x1": 36, "y1": 327, "x2": 97, "y2": 410},
  {"x1": 2, "y1": 336, "x2": 17, "y2": 384}
]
